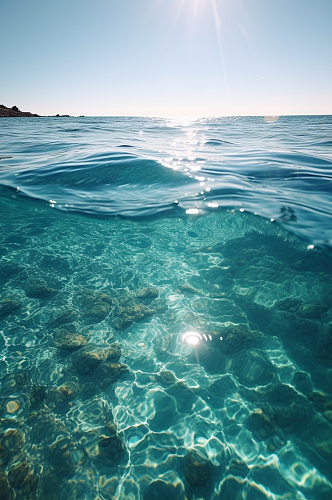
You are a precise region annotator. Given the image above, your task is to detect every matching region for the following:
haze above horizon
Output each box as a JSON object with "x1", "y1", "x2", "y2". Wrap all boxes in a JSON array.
[{"x1": 1, "y1": 0, "x2": 331, "y2": 117}]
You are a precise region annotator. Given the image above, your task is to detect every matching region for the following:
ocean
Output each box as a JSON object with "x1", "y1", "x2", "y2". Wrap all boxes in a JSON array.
[{"x1": 0, "y1": 115, "x2": 332, "y2": 499}]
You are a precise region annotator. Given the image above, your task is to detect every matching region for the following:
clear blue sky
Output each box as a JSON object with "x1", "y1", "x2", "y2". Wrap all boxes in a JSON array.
[{"x1": 1, "y1": 0, "x2": 331, "y2": 116}]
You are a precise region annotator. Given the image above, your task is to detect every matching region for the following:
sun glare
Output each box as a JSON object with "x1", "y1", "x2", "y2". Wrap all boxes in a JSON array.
[{"x1": 182, "y1": 331, "x2": 202, "y2": 346}]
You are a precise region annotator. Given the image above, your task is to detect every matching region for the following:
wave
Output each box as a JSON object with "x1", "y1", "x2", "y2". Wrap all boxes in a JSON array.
[
  {"x1": 0, "y1": 115, "x2": 331, "y2": 247},
  {"x1": 204, "y1": 139, "x2": 233, "y2": 146}
]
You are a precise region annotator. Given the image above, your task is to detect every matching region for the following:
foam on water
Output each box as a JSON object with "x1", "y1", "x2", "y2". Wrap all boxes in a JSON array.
[{"x1": 0, "y1": 116, "x2": 332, "y2": 499}]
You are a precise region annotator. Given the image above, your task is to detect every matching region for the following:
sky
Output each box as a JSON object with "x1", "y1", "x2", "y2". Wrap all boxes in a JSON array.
[{"x1": 1, "y1": 0, "x2": 332, "y2": 117}]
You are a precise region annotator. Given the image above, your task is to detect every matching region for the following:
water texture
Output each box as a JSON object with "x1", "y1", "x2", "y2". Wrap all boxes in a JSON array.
[
  {"x1": 0, "y1": 116, "x2": 332, "y2": 499},
  {"x1": 0, "y1": 115, "x2": 332, "y2": 245}
]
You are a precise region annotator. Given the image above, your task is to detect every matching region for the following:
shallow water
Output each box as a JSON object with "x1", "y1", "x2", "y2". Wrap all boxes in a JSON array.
[{"x1": 0, "y1": 116, "x2": 332, "y2": 499}]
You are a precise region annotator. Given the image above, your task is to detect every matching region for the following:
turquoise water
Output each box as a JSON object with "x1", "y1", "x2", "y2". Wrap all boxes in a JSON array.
[{"x1": 0, "y1": 116, "x2": 332, "y2": 499}]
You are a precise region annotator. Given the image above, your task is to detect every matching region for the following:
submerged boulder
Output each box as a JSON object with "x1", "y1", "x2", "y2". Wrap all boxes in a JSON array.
[
  {"x1": 218, "y1": 324, "x2": 264, "y2": 354},
  {"x1": 25, "y1": 279, "x2": 57, "y2": 298},
  {"x1": 144, "y1": 478, "x2": 186, "y2": 500},
  {"x1": 54, "y1": 329, "x2": 88, "y2": 351},
  {"x1": 70, "y1": 343, "x2": 121, "y2": 375},
  {"x1": 50, "y1": 309, "x2": 78, "y2": 327},
  {"x1": 76, "y1": 290, "x2": 113, "y2": 322},
  {"x1": 0, "y1": 298, "x2": 22, "y2": 317},
  {"x1": 112, "y1": 301, "x2": 155, "y2": 330},
  {"x1": 97, "y1": 433, "x2": 126, "y2": 463},
  {"x1": 8, "y1": 461, "x2": 39, "y2": 499},
  {"x1": 178, "y1": 283, "x2": 202, "y2": 294},
  {"x1": 46, "y1": 380, "x2": 80, "y2": 410},
  {"x1": 0, "y1": 470, "x2": 14, "y2": 500},
  {"x1": 68, "y1": 344, "x2": 128, "y2": 385},
  {"x1": 184, "y1": 449, "x2": 213, "y2": 487},
  {"x1": 0, "y1": 261, "x2": 21, "y2": 282},
  {"x1": 49, "y1": 436, "x2": 87, "y2": 478},
  {"x1": 136, "y1": 287, "x2": 160, "y2": 299},
  {"x1": 228, "y1": 349, "x2": 275, "y2": 386}
]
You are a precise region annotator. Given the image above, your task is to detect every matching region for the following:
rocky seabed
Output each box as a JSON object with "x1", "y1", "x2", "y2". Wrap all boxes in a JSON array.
[{"x1": 1, "y1": 202, "x2": 332, "y2": 500}]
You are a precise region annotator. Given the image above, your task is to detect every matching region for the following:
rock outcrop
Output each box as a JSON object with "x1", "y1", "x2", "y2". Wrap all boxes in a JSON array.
[{"x1": 0, "y1": 104, "x2": 40, "y2": 117}]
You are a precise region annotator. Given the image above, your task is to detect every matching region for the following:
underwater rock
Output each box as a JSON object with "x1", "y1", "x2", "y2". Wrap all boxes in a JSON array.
[
  {"x1": 247, "y1": 398, "x2": 310, "y2": 442},
  {"x1": 308, "y1": 390, "x2": 332, "y2": 413},
  {"x1": 318, "y1": 323, "x2": 332, "y2": 360},
  {"x1": 297, "y1": 302, "x2": 329, "y2": 319},
  {"x1": 93, "y1": 361, "x2": 129, "y2": 387},
  {"x1": 184, "y1": 448, "x2": 212, "y2": 487},
  {"x1": 178, "y1": 283, "x2": 202, "y2": 294},
  {"x1": 293, "y1": 371, "x2": 313, "y2": 395},
  {"x1": 0, "y1": 471, "x2": 14, "y2": 500},
  {"x1": 0, "y1": 261, "x2": 21, "y2": 281},
  {"x1": 50, "y1": 309, "x2": 78, "y2": 327},
  {"x1": 112, "y1": 301, "x2": 155, "y2": 330},
  {"x1": 27, "y1": 409, "x2": 68, "y2": 445},
  {"x1": 204, "y1": 375, "x2": 238, "y2": 410},
  {"x1": 226, "y1": 458, "x2": 249, "y2": 478},
  {"x1": 0, "y1": 298, "x2": 22, "y2": 317},
  {"x1": 54, "y1": 329, "x2": 88, "y2": 351},
  {"x1": 8, "y1": 461, "x2": 39, "y2": 499},
  {"x1": 84, "y1": 300, "x2": 112, "y2": 321},
  {"x1": 46, "y1": 381, "x2": 79, "y2": 409},
  {"x1": 29, "y1": 385, "x2": 46, "y2": 410},
  {"x1": 69, "y1": 343, "x2": 122, "y2": 375},
  {"x1": 38, "y1": 467, "x2": 62, "y2": 500},
  {"x1": 265, "y1": 402, "x2": 309, "y2": 430},
  {"x1": 0, "y1": 429, "x2": 25, "y2": 456},
  {"x1": 228, "y1": 350, "x2": 274, "y2": 386},
  {"x1": 111, "y1": 286, "x2": 167, "y2": 330},
  {"x1": 25, "y1": 278, "x2": 57, "y2": 298},
  {"x1": 6, "y1": 401, "x2": 20, "y2": 414},
  {"x1": 136, "y1": 286, "x2": 159, "y2": 299},
  {"x1": 247, "y1": 409, "x2": 276, "y2": 441},
  {"x1": 209, "y1": 289, "x2": 227, "y2": 299},
  {"x1": 151, "y1": 299, "x2": 168, "y2": 314},
  {"x1": 148, "y1": 391, "x2": 179, "y2": 432},
  {"x1": 218, "y1": 324, "x2": 264, "y2": 354},
  {"x1": 0, "y1": 438, "x2": 10, "y2": 468},
  {"x1": 157, "y1": 369, "x2": 177, "y2": 386},
  {"x1": 313, "y1": 435, "x2": 332, "y2": 461},
  {"x1": 213, "y1": 476, "x2": 244, "y2": 500},
  {"x1": 305, "y1": 414, "x2": 332, "y2": 470},
  {"x1": 0, "y1": 442, "x2": 10, "y2": 467},
  {"x1": 77, "y1": 290, "x2": 113, "y2": 322},
  {"x1": 154, "y1": 331, "x2": 173, "y2": 356},
  {"x1": 1, "y1": 370, "x2": 31, "y2": 392},
  {"x1": 144, "y1": 478, "x2": 185, "y2": 500},
  {"x1": 323, "y1": 411, "x2": 332, "y2": 423},
  {"x1": 293, "y1": 318, "x2": 320, "y2": 335},
  {"x1": 49, "y1": 436, "x2": 87, "y2": 478},
  {"x1": 274, "y1": 298, "x2": 329, "y2": 322},
  {"x1": 40, "y1": 253, "x2": 71, "y2": 272},
  {"x1": 97, "y1": 433, "x2": 126, "y2": 463},
  {"x1": 273, "y1": 297, "x2": 302, "y2": 313},
  {"x1": 214, "y1": 475, "x2": 274, "y2": 500},
  {"x1": 105, "y1": 421, "x2": 118, "y2": 436},
  {"x1": 0, "y1": 394, "x2": 27, "y2": 420}
]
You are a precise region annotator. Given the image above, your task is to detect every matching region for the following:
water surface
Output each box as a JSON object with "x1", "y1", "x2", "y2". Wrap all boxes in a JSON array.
[{"x1": 0, "y1": 116, "x2": 332, "y2": 499}]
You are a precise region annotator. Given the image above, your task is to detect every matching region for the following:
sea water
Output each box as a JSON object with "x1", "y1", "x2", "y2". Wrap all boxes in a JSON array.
[{"x1": 0, "y1": 115, "x2": 332, "y2": 499}]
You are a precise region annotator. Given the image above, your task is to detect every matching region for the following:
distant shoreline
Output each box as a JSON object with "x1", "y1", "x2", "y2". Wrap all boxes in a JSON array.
[
  {"x1": 0, "y1": 104, "x2": 71, "y2": 117},
  {"x1": 0, "y1": 104, "x2": 41, "y2": 117}
]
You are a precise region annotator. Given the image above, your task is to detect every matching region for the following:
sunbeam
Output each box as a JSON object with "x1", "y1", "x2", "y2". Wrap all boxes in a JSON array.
[{"x1": 211, "y1": 0, "x2": 229, "y2": 96}]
